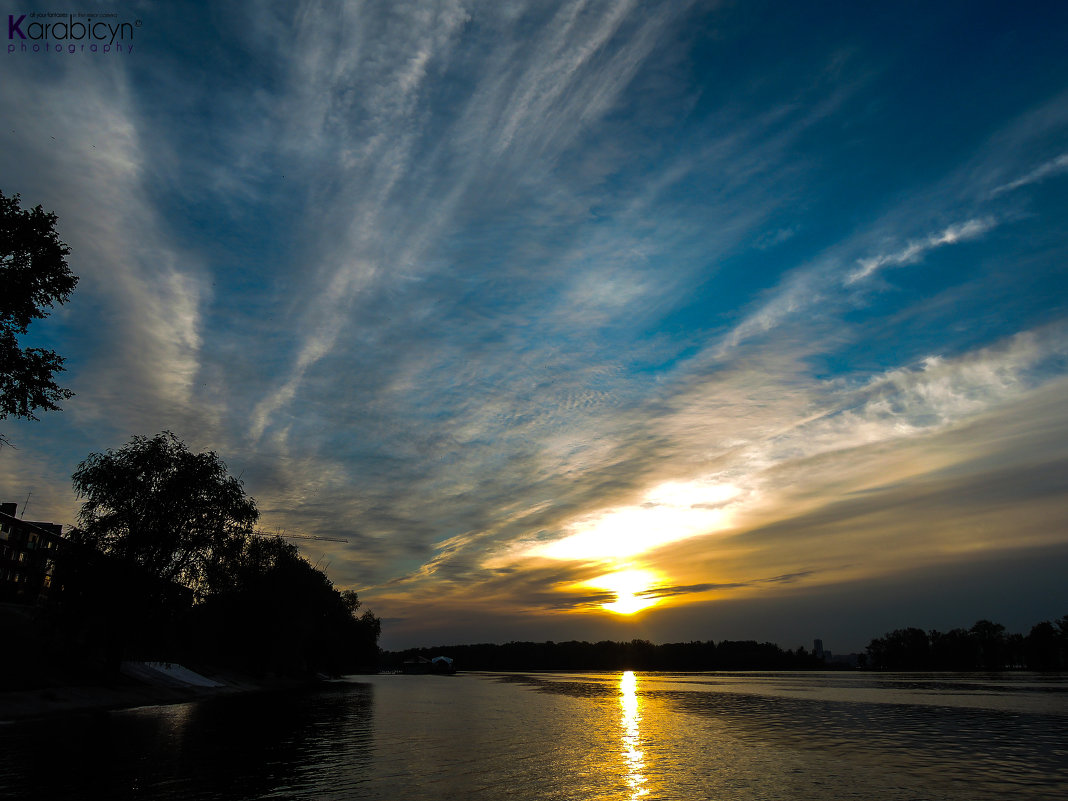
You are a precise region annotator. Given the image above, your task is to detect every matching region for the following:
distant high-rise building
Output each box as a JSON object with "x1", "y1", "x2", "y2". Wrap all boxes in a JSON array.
[{"x1": 813, "y1": 638, "x2": 825, "y2": 659}]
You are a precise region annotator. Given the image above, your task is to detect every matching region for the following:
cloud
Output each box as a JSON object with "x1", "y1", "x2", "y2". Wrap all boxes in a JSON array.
[
  {"x1": 642, "y1": 571, "x2": 816, "y2": 600},
  {"x1": 358, "y1": 316, "x2": 1067, "y2": 631},
  {"x1": 715, "y1": 89, "x2": 1068, "y2": 357},
  {"x1": 989, "y1": 152, "x2": 1068, "y2": 197},
  {"x1": 640, "y1": 582, "x2": 748, "y2": 599},
  {"x1": 244, "y1": 1, "x2": 683, "y2": 444},
  {"x1": 3, "y1": 2, "x2": 1068, "y2": 651},
  {"x1": 0, "y1": 61, "x2": 213, "y2": 440},
  {"x1": 845, "y1": 217, "x2": 997, "y2": 285}
]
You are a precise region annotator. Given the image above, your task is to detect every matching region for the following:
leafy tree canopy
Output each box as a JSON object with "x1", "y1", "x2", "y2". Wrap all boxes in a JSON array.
[
  {"x1": 0, "y1": 190, "x2": 78, "y2": 429},
  {"x1": 72, "y1": 431, "x2": 258, "y2": 596},
  {"x1": 196, "y1": 533, "x2": 382, "y2": 673}
]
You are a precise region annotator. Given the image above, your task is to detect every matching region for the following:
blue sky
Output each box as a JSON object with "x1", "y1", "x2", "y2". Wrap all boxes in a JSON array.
[{"x1": 3, "y1": 1, "x2": 1067, "y2": 650}]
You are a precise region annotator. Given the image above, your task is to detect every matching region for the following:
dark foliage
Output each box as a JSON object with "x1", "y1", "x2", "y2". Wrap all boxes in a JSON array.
[
  {"x1": 192, "y1": 536, "x2": 381, "y2": 675},
  {"x1": 72, "y1": 431, "x2": 258, "y2": 597},
  {"x1": 57, "y1": 432, "x2": 380, "y2": 677},
  {"x1": 47, "y1": 538, "x2": 196, "y2": 672},
  {"x1": 0, "y1": 190, "x2": 78, "y2": 441},
  {"x1": 866, "y1": 617, "x2": 1068, "y2": 670}
]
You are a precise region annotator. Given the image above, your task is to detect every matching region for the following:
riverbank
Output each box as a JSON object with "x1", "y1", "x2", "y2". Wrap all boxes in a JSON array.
[
  {"x1": 0, "y1": 603, "x2": 342, "y2": 722},
  {"x1": 0, "y1": 669, "x2": 317, "y2": 723}
]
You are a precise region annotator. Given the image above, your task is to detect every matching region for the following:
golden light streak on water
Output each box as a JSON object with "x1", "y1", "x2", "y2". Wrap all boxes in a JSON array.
[{"x1": 619, "y1": 670, "x2": 649, "y2": 800}]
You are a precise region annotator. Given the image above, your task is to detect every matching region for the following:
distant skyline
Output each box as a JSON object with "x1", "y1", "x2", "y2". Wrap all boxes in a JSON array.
[{"x1": 2, "y1": 1, "x2": 1067, "y2": 651}]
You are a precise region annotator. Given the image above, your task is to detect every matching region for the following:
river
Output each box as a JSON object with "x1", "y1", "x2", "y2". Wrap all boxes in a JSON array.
[{"x1": 2, "y1": 671, "x2": 1066, "y2": 800}]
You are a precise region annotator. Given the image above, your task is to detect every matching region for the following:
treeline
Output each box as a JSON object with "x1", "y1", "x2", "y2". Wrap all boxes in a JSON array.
[
  {"x1": 18, "y1": 432, "x2": 380, "y2": 685},
  {"x1": 53, "y1": 531, "x2": 381, "y2": 679},
  {"x1": 866, "y1": 617, "x2": 1068, "y2": 670},
  {"x1": 388, "y1": 615, "x2": 1068, "y2": 673},
  {"x1": 384, "y1": 638, "x2": 828, "y2": 671}
]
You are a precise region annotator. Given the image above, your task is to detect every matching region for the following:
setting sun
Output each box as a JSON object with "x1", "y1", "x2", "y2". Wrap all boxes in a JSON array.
[{"x1": 591, "y1": 569, "x2": 662, "y2": 615}]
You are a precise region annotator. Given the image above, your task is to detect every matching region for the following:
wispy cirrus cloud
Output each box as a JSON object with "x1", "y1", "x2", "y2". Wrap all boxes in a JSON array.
[
  {"x1": 246, "y1": 1, "x2": 684, "y2": 445},
  {"x1": 845, "y1": 217, "x2": 997, "y2": 284},
  {"x1": 721, "y1": 210, "x2": 999, "y2": 352},
  {"x1": 0, "y1": 63, "x2": 212, "y2": 441},
  {"x1": 3, "y1": 1, "x2": 1067, "y2": 651},
  {"x1": 989, "y1": 152, "x2": 1068, "y2": 197}
]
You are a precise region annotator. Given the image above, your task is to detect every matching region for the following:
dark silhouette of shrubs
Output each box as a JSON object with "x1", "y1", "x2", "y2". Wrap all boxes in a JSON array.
[
  {"x1": 192, "y1": 536, "x2": 381, "y2": 676},
  {"x1": 389, "y1": 616, "x2": 1068, "y2": 673},
  {"x1": 52, "y1": 432, "x2": 380, "y2": 678},
  {"x1": 866, "y1": 616, "x2": 1067, "y2": 670}
]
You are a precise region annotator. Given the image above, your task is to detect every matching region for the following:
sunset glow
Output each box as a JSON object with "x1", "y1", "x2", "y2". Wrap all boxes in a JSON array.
[
  {"x1": 2, "y1": 1, "x2": 1067, "y2": 652},
  {"x1": 537, "y1": 481, "x2": 741, "y2": 562},
  {"x1": 591, "y1": 569, "x2": 662, "y2": 616}
]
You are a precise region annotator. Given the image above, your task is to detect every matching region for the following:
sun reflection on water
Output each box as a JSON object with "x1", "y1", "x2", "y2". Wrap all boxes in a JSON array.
[{"x1": 620, "y1": 670, "x2": 648, "y2": 799}]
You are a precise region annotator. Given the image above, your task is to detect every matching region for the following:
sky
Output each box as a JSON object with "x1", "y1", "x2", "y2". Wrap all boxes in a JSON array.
[{"x1": 2, "y1": 0, "x2": 1067, "y2": 652}]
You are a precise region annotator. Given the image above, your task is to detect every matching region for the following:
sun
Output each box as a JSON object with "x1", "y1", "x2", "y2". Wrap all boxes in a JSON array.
[{"x1": 591, "y1": 569, "x2": 661, "y2": 615}]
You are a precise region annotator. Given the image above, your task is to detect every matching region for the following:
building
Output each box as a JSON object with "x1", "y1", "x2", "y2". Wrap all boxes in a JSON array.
[{"x1": 0, "y1": 502, "x2": 67, "y2": 604}]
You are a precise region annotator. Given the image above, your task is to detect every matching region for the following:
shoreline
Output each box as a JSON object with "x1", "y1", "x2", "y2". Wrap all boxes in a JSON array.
[{"x1": 0, "y1": 672, "x2": 320, "y2": 723}]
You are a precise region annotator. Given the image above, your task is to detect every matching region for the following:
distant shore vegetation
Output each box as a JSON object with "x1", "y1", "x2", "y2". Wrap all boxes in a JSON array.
[
  {"x1": 386, "y1": 615, "x2": 1068, "y2": 673},
  {"x1": 864, "y1": 617, "x2": 1068, "y2": 671},
  {"x1": 384, "y1": 639, "x2": 826, "y2": 672}
]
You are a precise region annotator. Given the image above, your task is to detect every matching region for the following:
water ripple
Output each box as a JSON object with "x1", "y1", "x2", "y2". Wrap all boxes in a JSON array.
[{"x1": 2, "y1": 673, "x2": 1066, "y2": 800}]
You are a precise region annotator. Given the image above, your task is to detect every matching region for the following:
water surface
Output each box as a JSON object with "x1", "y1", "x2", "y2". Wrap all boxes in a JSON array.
[{"x1": 2, "y1": 671, "x2": 1065, "y2": 800}]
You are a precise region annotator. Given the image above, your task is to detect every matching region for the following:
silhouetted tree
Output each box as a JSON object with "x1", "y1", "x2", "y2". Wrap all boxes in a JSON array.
[
  {"x1": 72, "y1": 431, "x2": 258, "y2": 597},
  {"x1": 0, "y1": 190, "x2": 78, "y2": 445},
  {"x1": 866, "y1": 627, "x2": 930, "y2": 669},
  {"x1": 970, "y1": 619, "x2": 1007, "y2": 670},
  {"x1": 929, "y1": 628, "x2": 978, "y2": 670},
  {"x1": 867, "y1": 617, "x2": 1068, "y2": 671},
  {"x1": 1025, "y1": 619, "x2": 1067, "y2": 671},
  {"x1": 343, "y1": 588, "x2": 382, "y2": 650},
  {"x1": 193, "y1": 536, "x2": 381, "y2": 675},
  {"x1": 26, "y1": 432, "x2": 382, "y2": 678}
]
